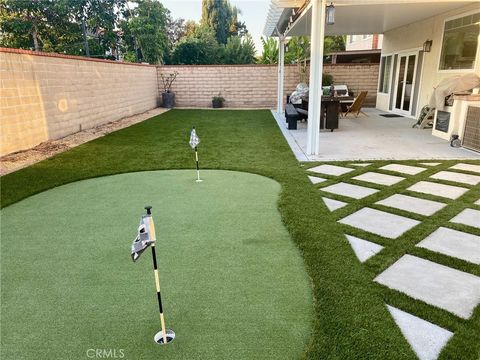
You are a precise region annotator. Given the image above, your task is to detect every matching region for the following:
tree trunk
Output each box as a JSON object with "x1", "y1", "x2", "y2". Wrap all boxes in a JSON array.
[{"x1": 32, "y1": 26, "x2": 40, "y2": 52}]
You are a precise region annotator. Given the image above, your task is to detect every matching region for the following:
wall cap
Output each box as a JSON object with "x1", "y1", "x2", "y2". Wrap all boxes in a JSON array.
[{"x1": 0, "y1": 47, "x2": 155, "y2": 67}]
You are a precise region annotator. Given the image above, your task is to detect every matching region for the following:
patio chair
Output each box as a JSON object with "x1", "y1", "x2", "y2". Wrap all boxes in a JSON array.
[
  {"x1": 342, "y1": 91, "x2": 368, "y2": 117},
  {"x1": 412, "y1": 105, "x2": 435, "y2": 129}
]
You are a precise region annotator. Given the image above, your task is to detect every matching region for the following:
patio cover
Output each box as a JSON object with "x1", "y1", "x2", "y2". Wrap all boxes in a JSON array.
[
  {"x1": 264, "y1": 0, "x2": 479, "y2": 155},
  {"x1": 265, "y1": 0, "x2": 478, "y2": 37}
]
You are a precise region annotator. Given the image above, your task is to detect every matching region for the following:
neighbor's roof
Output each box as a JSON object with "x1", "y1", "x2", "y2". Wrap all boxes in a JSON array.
[{"x1": 264, "y1": 0, "x2": 479, "y2": 37}]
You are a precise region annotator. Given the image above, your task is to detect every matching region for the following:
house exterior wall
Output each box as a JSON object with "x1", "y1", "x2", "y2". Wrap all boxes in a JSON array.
[
  {"x1": 0, "y1": 48, "x2": 158, "y2": 157},
  {"x1": 158, "y1": 63, "x2": 379, "y2": 108},
  {"x1": 376, "y1": 3, "x2": 480, "y2": 114},
  {"x1": 346, "y1": 35, "x2": 383, "y2": 51}
]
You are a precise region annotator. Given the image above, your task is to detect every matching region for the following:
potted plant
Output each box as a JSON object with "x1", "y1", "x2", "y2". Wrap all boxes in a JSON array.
[
  {"x1": 212, "y1": 94, "x2": 225, "y2": 108},
  {"x1": 159, "y1": 71, "x2": 178, "y2": 108}
]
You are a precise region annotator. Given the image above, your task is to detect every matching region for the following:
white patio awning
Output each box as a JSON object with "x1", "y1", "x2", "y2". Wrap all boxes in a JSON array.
[
  {"x1": 265, "y1": 0, "x2": 479, "y2": 156},
  {"x1": 264, "y1": 0, "x2": 479, "y2": 37}
]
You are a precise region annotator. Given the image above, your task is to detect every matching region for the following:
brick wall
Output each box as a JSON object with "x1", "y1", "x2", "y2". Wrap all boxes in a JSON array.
[
  {"x1": 158, "y1": 63, "x2": 379, "y2": 108},
  {"x1": 0, "y1": 48, "x2": 158, "y2": 157}
]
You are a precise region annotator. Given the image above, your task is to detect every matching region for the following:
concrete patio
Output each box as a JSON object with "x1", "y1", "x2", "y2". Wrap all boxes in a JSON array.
[{"x1": 272, "y1": 108, "x2": 480, "y2": 161}]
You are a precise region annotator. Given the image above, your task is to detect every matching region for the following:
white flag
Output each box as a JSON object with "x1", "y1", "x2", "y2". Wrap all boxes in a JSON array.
[{"x1": 189, "y1": 127, "x2": 200, "y2": 149}]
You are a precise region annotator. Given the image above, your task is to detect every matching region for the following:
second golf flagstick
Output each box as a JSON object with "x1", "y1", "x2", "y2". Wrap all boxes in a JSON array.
[
  {"x1": 189, "y1": 127, "x2": 202, "y2": 182},
  {"x1": 194, "y1": 146, "x2": 201, "y2": 181},
  {"x1": 145, "y1": 206, "x2": 168, "y2": 345}
]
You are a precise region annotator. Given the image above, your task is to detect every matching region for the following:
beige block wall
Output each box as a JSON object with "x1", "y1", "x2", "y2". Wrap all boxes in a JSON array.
[
  {"x1": 323, "y1": 64, "x2": 379, "y2": 106},
  {"x1": 0, "y1": 49, "x2": 158, "y2": 157},
  {"x1": 158, "y1": 63, "x2": 379, "y2": 108}
]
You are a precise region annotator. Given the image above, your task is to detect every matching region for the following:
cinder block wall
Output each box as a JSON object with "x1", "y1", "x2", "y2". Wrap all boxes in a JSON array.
[
  {"x1": 323, "y1": 64, "x2": 379, "y2": 107},
  {"x1": 0, "y1": 48, "x2": 158, "y2": 157},
  {"x1": 157, "y1": 63, "x2": 379, "y2": 108},
  {"x1": 157, "y1": 64, "x2": 300, "y2": 108}
]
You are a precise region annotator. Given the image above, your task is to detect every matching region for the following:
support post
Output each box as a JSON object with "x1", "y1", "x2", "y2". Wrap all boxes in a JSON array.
[
  {"x1": 277, "y1": 36, "x2": 285, "y2": 114},
  {"x1": 306, "y1": 0, "x2": 326, "y2": 155}
]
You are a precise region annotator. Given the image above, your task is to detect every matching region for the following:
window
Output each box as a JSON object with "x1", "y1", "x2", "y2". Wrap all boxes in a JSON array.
[
  {"x1": 349, "y1": 35, "x2": 356, "y2": 43},
  {"x1": 362, "y1": 34, "x2": 371, "y2": 40},
  {"x1": 439, "y1": 12, "x2": 480, "y2": 70},
  {"x1": 378, "y1": 55, "x2": 392, "y2": 93}
]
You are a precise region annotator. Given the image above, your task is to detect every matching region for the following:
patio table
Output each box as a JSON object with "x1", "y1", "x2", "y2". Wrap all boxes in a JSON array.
[{"x1": 303, "y1": 96, "x2": 355, "y2": 131}]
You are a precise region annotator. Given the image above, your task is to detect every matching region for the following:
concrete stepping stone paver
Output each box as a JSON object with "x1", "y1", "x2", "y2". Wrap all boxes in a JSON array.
[
  {"x1": 387, "y1": 305, "x2": 453, "y2": 360},
  {"x1": 380, "y1": 164, "x2": 426, "y2": 175},
  {"x1": 419, "y1": 162, "x2": 441, "y2": 167},
  {"x1": 475, "y1": 199, "x2": 480, "y2": 206},
  {"x1": 322, "y1": 197, "x2": 347, "y2": 211},
  {"x1": 338, "y1": 208, "x2": 420, "y2": 239},
  {"x1": 450, "y1": 208, "x2": 480, "y2": 229},
  {"x1": 321, "y1": 182, "x2": 379, "y2": 199},
  {"x1": 349, "y1": 163, "x2": 372, "y2": 167},
  {"x1": 308, "y1": 175, "x2": 327, "y2": 184},
  {"x1": 345, "y1": 234, "x2": 383, "y2": 262},
  {"x1": 430, "y1": 171, "x2": 480, "y2": 186},
  {"x1": 450, "y1": 163, "x2": 480, "y2": 174},
  {"x1": 407, "y1": 181, "x2": 468, "y2": 200},
  {"x1": 308, "y1": 164, "x2": 354, "y2": 176},
  {"x1": 376, "y1": 194, "x2": 446, "y2": 216},
  {"x1": 374, "y1": 255, "x2": 480, "y2": 319},
  {"x1": 353, "y1": 172, "x2": 405, "y2": 186},
  {"x1": 417, "y1": 227, "x2": 480, "y2": 265}
]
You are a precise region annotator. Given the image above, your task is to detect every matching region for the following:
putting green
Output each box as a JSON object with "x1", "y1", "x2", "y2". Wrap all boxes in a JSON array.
[{"x1": 1, "y1": 170, "x2": 312, "y2": 360}]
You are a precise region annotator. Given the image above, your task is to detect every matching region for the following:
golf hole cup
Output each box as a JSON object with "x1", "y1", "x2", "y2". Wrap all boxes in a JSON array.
[{"x1": 154, "y1": 329, "x2": 176, "y2": 344}]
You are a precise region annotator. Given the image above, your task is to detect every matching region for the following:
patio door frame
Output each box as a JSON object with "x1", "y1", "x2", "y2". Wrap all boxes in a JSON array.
[{"x1": 391, "y1": 49, "x2": 421, "y2": 117}]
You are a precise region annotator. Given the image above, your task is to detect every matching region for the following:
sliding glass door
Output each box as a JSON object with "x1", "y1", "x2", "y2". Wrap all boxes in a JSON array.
[{"x1": 393, "y1": 52, "x2": 418, "y2": 116}]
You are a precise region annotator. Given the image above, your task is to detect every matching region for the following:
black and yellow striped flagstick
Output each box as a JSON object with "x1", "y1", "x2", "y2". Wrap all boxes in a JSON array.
[
  {"x1": 194, "y1": 146, "x2": 202, "y2": 182},
  {"x1": 144, "y1": 206, "x2": 175, "y2": 345}
]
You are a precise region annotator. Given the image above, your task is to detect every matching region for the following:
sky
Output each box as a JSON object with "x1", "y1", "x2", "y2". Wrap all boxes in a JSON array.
[{"x1": 160, "y1": 0, "x2": 271, "y2": 54}]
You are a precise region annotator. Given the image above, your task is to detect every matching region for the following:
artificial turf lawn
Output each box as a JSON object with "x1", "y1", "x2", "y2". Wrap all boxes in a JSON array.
[
  {"x1": 0, "y1": 170, "x2": 312, "y2": 359},
  {"x1": 1, "y1": 109, "x2": 479, "y2": 359}
]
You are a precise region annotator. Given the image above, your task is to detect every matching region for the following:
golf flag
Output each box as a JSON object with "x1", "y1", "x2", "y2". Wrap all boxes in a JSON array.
[
  {"x1": 189, "y1": 127, "x2": 200, "y2": 149},
  {"x1": 131, "y1": 214, "x2": 156, "y2": 262},
  {"x1": 189, "y1": 127, "x2": 203, "y2": 182},
  {"x1": 131, "y1": 206, "x2": 175, "y2": 345}
]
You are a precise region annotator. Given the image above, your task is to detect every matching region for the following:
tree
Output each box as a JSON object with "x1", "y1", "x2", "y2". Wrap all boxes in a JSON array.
[
  {"x1": 223, "y1": 34, "x2": 255, "y2": 64},
  {"x1": 121, "y1": 0, "x2": 169, "y2": 64},
  {"x1": 171, "y1": 25, "x2": 220, "y2": 65},
  {"x1": 228, "y1": 5, "x2": 247, "y2": 37},
  {"x1": 201, "y1": 0, "x2": 246, "y2": 45},
  {"x1": 66, "y1": 0, "x2": 125, "y2": 58},
  {"x1": 0, "y1": 0, "x2": 125, "y2": 57},
  {"x1": 0, "y1": 0, "x2": 81, "y2": 52},
  {"x1": 324, "y1": 35, "x2": 346, "y2": 54},
  {"x1": 259, "y1": 37, "x2": 278, "y2": 64},
  {"x1": 184, "y1": 20, "x2": 199, "y2": 37},
  {"x1": 167, "y1": 17, "x2": 186, "y2": 45}
]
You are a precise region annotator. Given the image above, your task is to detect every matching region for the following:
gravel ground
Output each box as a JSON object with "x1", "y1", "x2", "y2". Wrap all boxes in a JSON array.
[{"x1": 0, "y1": 108, "x2": 169, "y2": 175}]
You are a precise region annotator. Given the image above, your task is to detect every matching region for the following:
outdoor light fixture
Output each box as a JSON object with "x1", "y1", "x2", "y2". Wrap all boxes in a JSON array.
[
  {"x1": 326, "y1": 2, "x2": 335, "y2": 25},
  {"x1": 423, "y1": 40, "x2": 433, "y2": 52}
]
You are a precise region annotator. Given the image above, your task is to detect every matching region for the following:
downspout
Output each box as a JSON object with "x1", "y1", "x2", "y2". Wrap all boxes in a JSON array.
[{"x1": 306, "y1": 0, "x2": 326, "y2": 155}]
